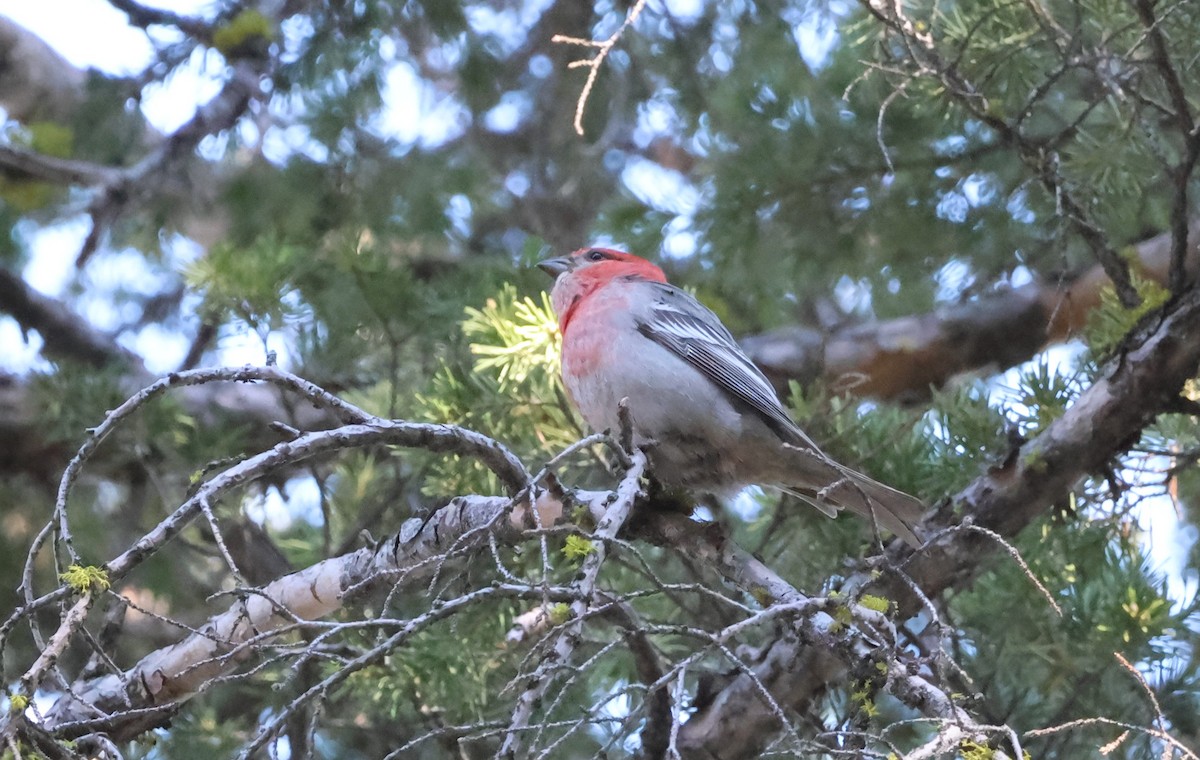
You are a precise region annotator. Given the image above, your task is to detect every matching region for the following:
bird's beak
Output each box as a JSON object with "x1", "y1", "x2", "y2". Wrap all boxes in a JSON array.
[{"x1": 536, "y1": 256, "x2": 573, "y2": 278}]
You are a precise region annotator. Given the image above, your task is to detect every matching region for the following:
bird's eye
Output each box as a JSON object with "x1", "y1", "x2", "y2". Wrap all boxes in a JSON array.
[{"x1": 585, "y1": 249, "x2": 605, "y2": 262}]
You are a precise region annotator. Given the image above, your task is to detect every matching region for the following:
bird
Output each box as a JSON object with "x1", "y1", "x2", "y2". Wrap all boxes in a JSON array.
[{"x1": 538, "y1": 246, "x2": 925, "y2": 547}]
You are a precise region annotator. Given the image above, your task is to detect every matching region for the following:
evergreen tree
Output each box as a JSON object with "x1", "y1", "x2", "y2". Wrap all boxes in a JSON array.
[{"x1": 1, "y1": 0, "x2": 1198, "y2": 757}]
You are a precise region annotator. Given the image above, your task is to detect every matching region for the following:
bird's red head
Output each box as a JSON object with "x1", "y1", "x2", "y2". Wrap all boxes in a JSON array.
[
  {"x1": 537, "y1": 247, "x2": 667, "y2": 283},
  {"x1": 538, "y1": 248, "x2": 668, "y2": 333}
]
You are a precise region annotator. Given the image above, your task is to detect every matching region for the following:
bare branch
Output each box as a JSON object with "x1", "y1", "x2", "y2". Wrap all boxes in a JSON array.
[
  {"x1": 0, "y1": 145, "x2": 122, "y2": 186},
  {"x1": 2, "y1": 365, "x2": 533, "y2": 723},
  {"x1": 37, "y1": 491, "x2": 584, "y2": 741},
  {"x1": 675, "y1": 276, "x2": 1200, "y2": 757},
  {"x1": 0, "y1": 17, "x2": 85, "y2": 122},
  {"x1": 552, "y1": 0, "x2": 647, "y2": 136},
  {"x1": 500, "y1": 448, "x2": 647, "y2": 756},
  {"x1": 77, "y1": 59, "x2": 264, "y2": 267},
  {"x1": 743, "y1": 223, "x2": 1200, "y2": 400},
  {"x1": 1027, "y1": 717, "x2": 1200, "y2": 760},
  {"x1": 106, "y1": 0, "x2": 213, "y2": 37},
  {"x1": 0, "y1": 267, "x2": 136, "y2": 367}
]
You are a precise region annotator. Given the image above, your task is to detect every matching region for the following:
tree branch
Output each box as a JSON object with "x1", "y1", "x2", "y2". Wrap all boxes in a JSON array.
[
  {"x1": 105, "y1": 0, "x2": 213, "y2": 38},
  {"x1": 0, "y1": 267, "x2": 135, "y2": 368},
  {"x1": 0, "y1": 16, "x2": 85, "y2": 123},
  {"x1": 76, "y1": 59, "x2": 264, "y2": 266},
  {"x1": 679, "y1": 277, "x2": 1200, "y2": 757},
  {"x1": 36, "y1": 491, "x2": 584, "y2": 742},
  {"x1": 552, "y1": 0, "x2": 648, "y2": 136},
  {"x1": 743, "y1": 223, "x2": 1200, "y2": 400},
  {"x1": 500, "y1": 449, "x2": 646, "y2": 756},
  {"x1": 23, "y1": 309, "x2": 1193, "y2": 757},
  {"x1": 5, "y1": 366, "x2": 540, "y2": 748},
  {"x1": 0, "y1": 145, "x2": 123, "y2": 186}
]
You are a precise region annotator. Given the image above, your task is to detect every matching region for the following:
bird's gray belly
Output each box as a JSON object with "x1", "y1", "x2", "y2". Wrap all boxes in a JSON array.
[{"x1": 566, "y1": 340, "x2": 755, "y2": 491}]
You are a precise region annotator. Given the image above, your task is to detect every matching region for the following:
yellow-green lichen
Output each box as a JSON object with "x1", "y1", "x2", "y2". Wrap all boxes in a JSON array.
[
  {"x1": 212, "y1": 10, "x2": 274, "y2": 58},
  {"x1": 60, "y1": 564, "x2": 111, "y2": 593},
  {"x1": 563, "y1": 534, "x2": 596, "y2": 562},
  {"x1": 548, "y1": 603, "x2": 571, "y2": 625}
]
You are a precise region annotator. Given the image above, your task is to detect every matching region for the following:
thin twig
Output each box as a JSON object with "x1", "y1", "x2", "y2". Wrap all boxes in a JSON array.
[{"x1": 552, "y1": 0, "x2": 648, "y2": 136}]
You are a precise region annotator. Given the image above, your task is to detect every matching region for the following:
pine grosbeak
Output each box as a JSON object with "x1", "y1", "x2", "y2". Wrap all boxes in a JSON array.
[{"x1": 538, "y1": 247, "x2": 924, "y2": 546}]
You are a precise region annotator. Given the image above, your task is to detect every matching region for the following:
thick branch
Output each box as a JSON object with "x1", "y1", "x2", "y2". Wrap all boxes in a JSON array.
[
  {"x1": 0, "y1": 16, "x2": 85, "y2": 122},
  {"x1": 680, "y1": 276, "x2": 1200, "y2": 757},
  {"x1": 893, "y1": 282, "x2": 1200, "y2": 601},
  {"x1": 743, "y1": 224, "x2": 1200, "y2": 400},
  {"x1": 0, "y1": 145, "x2": 123, "y2": 186},
  {"x1": 37, "y1": 491, "x2": 584, "y2": 741},
  {"x1": 0, "y1": 267, "x2": 135, "y2": 367}
]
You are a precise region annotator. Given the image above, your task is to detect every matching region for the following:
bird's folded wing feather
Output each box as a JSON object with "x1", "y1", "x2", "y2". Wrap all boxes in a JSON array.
[
  {"x1": 635, "y1": 284, "x2": 925, "y2": 546},
  {"x1": 634, "y1": 284, "x2": 820, "y2": 451}
]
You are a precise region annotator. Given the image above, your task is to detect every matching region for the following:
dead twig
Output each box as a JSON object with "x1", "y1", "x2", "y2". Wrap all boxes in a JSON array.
[{"x1": 552, "y1": 0, "x2": 648, "y2": 136}]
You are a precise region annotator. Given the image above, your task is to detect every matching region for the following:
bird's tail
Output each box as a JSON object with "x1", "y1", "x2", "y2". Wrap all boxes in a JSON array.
[{"x1": 780, "y1": 450, "x2": 925, "y2": 548}]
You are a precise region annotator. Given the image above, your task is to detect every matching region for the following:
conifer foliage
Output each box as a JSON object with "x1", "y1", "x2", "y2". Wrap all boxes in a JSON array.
[{"x1": 1, "y1": 0, "x2": 1199, "y2": 757}]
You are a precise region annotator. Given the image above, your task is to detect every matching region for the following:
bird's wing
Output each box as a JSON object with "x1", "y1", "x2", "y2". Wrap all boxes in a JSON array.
[
  {"x1": 634, "y1": 283, "x2": 818, "y2": 449},
  {"x1": 635, "y1": 282, "x2": 926, "y2": 546}
]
